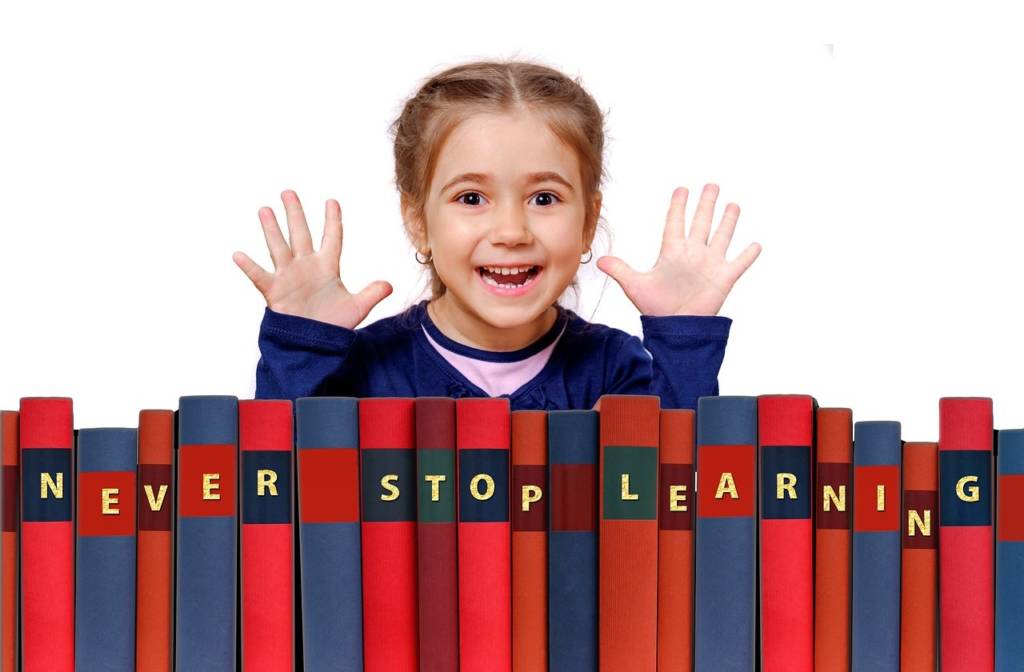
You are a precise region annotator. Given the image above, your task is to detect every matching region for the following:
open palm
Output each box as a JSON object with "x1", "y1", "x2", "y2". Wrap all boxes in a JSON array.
[
  {"x1": 232, "y1": 190, "x2": 393, "y2": 329},
  {"x1": 596, "y1": 184, "x2": 761, "y2": 317}
]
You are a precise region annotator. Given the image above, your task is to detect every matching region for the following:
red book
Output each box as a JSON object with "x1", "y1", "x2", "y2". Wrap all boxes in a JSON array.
[
  {"x1": 240, "y1": 400, "x2": 295, "y2": 671},
  {"x1": 814, "y1": 407, "x2": 852, "y2": 672},
  {"x1": 19, "y1": 397, "x2": 74, "y2": 672},
  {"x1": 456, "y1": 398, "x2": 511, "y2": 672},
  {"x1": 901, "y1": 441, "x2": 938, "y2": 672},
  {"x1": 657, "y1": 409, "x2": 695, "y2": 672},
  {"x1": 598, "y1": 394, "x2": 660, "y2": 671},
  {"x1": 1, "y1": 410, "x2": 18, "y2": 671},
  {"x1": 136, "y1": 410, "x2": 174, "y2": 672},
  {"x1": 758, "y1": 395, "x2": 814, "y2": 671},
  {"x1": 938, "y1": 397, "x2": 994, "y2": 671},
  {"x1": 360, "y1": 398, "x2": 418, "y2": 672},
  {"x1": 511, "y1": 411, "x2": 547, "y2": 672}
]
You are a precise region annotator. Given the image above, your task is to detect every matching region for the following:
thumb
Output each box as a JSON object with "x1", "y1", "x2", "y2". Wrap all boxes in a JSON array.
[
  {"x1": 596, "y1": 255, "x2": 639, "y2": 293},
  {"x1": 353, "y1": 280, "x2": 394, "y2": 314}
]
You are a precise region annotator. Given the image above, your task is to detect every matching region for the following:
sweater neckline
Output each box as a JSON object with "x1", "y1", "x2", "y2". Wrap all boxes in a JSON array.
[{"x1": 418, "y1": 300, "x2": 568, "y2": 363}]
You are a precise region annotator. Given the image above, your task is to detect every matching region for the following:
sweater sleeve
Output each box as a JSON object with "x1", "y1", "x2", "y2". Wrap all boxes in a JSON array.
[
  {"x1": 255, "y1": 307, "x2": 362, "y2": 400},
  {"x1": 605, "y1": 314, "x2": 732, "y2": 410}
]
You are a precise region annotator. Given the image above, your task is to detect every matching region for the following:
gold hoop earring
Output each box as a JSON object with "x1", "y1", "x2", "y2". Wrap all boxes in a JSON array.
[
  {"x1": 581, "y1": 249, "x2": 593, "y2": 264},
  {"x1": 415, "y1": 249, "x2": 433, "y2": 265}
]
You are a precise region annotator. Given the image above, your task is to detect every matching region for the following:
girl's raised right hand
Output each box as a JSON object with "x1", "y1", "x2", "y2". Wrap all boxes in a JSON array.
[{"x1": 233, "y1": 190, "x2": 393, "y2": 330}]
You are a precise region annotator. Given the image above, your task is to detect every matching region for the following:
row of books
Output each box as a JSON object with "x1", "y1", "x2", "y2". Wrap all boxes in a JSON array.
[{"x1": 0, "y1": 393, "x2": 1012, "y2": 671}]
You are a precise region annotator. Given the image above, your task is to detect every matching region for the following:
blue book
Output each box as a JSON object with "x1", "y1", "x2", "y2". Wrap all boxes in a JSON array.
[
  {"x1": 694, "y1": 396, "x2": 757, "y2": 672},
  {"x1": 296, "y1": 397, "x2": 363, "y2": 672},
  {"x1": 547, "y1": 410, "x2": 598, "y2": 671},
  {"x1": 996, "y1": 429, "x2": 1024, "y2": 670},
  {"x1": 175, "y1": 395, "x2": 238, "y2": 670},
  {"x1": 75, "y1": 427, "x2": 137, "y2": 671},
  {"x1": 851, "y1": 421, "x2": 901, "y2": 672}
]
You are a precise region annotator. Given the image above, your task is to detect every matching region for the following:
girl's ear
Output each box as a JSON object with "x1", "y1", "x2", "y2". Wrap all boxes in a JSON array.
[
  {"x1": 583, "y1": 190, "x2": 602, "y2": 250},
  {"x1": 402, "y1": 200, "x2": 429, "y2": 252}
]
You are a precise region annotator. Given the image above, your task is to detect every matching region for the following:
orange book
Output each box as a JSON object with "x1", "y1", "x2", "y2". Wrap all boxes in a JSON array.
[
  {"x1": 1, "y1": 411, "x2": 18, "y2": 671},
  {"x1": 511, "y1": 411, "x2": 547, "y2": 672},
  {"x1": 901, "y1": 441, "x2": 938, "y2": 671}
]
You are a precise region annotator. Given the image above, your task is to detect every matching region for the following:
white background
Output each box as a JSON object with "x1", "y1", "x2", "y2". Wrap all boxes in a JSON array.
[{"x1": 1, "y1": 2, "x2": 1021, "y2": 440}]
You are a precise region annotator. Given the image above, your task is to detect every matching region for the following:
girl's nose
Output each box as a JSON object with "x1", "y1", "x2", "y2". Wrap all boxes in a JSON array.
[{"x1": 488, "y1": 204, "x2": 533, "y2": 246}]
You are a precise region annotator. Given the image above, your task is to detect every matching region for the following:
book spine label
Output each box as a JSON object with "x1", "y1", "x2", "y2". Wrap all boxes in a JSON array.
[
  {"x1": 814, "y1": 408, "x2": 852, "y2": 672},
  {"x1": 657, "y1": 409, "x2": 695, "y2": 672},
  {"x1": 599, "y1": 395, "x2": 660, "y2": 672},
  {"x1": 695, "y1": 396, "x2": 757, "y2": 672},
  {"x1": 175, "y1": 395, "x2": 238, "y2": 670},
  {"x1": 1, "y1": 411, "x2": 19, "y2": 672},
  {"x1": 852, "y1": 421, "x2": 901, "y2": 672},
  {"x1": 360, "y1": 398, "x2": 418, "y2": 672},
  {"x1": 457, "y1": 398, "x2": 511, "y2": 672},
  {"x1": 240, "y1": 400, "x2": 295, "y2": 672},
  {"x1": 296, "y1": 397, "x2": 363, "y2": 672},
  {"x1": 19, "y1": 397, "x2": 74, "y2": 672},
  {"x1": 75, "y1": 428, "x2": 137, "y2": 670},
  {"x1": 997, "y1": 430, "x2": 1024, "y2": 670},
  {"x1": 547, "y1": 410, "x2": 598, "y2": 671},
  {"x1": 938, "y1": 397, "x2": 994, "y2": 672},
  {"x1": 511, "y1": 411, "x2": 547, "y2": 672},
  {"x1": 758, "y1": 395, "x2": 814, "y2": 672},
  {"x1": 901, "y1": 442, "x2": 938, "y2": 672}
]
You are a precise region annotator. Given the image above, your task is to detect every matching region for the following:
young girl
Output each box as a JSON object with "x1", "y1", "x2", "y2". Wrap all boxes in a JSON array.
[{"x1": 233, "y1": 60, "x2": 761, "y2": 411}]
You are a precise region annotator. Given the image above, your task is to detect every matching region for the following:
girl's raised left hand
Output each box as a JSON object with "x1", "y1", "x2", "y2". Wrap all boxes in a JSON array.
[{"x1": 596, "y1": 184, "x2": 761, "y2": 317}]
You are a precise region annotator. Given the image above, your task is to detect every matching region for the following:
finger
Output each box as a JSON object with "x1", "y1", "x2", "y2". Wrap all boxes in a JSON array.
[
  {"x1": 724, "y1": 242, "x2": 763, "y2": 284},
  {"x1": 596, "y1": 255, "x2": 641, "y2": 295},
  {"x1": 281, "y1": 189, "x2": 315, "y2": 256},
  {"x1": 660, "y1": 187, "x2": 690, "y2": 252},
  {"x1": 232, "y1": 251, "x2": 274, "y2": 296},
  {"x1": 258, "y1": 206, "x2": 292, "y2": 270},
  {"x1": 688, "y1": 183, "x2": 720, "y2": 244},
  {"x1": 353, "y1": 280, "x2": 394, "y2": 315},
  {"x1": 708, "y1": 202, "x2": 741, "y2": 257},
  {"x1": 321, "y1": 199, "x2": 343, "y2": 261}
]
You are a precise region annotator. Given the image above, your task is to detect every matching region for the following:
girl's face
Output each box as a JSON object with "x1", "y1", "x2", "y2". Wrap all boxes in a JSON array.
[{"x1": 413, "y1": 110, "x2": 598, "y2": 337}]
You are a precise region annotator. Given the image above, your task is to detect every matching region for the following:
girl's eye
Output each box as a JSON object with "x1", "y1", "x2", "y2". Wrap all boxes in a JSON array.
[
  {"x1": 531, "y1": 191, "x2": 561, "y2": 207},
  {"x1": 455, "y1": 192, "x2": 486, "y2": 207}
]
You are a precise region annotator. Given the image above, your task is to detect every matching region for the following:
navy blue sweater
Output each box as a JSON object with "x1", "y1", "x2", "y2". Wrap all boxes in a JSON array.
[{"x1": 255, "y1": 300, "x2": 732, "y2": 411}]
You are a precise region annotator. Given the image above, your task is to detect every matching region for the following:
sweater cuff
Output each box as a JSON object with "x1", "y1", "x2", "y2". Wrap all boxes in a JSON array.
[
  {"x1": 260, "y1": 306, "x2": 358, "y2": 350},
  {"x1": 640, "y1": 313, "x2": 732, "y2": 339}
]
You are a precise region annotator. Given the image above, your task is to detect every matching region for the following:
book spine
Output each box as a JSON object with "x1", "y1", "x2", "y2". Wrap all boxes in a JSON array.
[
  {"x1": 694, "y1": 396, "x2": 757, "y2": 672},
  {"x1": 758, "y1": 395, "x2": 814, "y2": 672},
  {"x1": 599, "y1": 394, "x2": 660, "y2": 672},
  {"x1": 19, "y1": 397, "x2": 74, "y2": 672},
  {"x1": 814, "y1": 407, "x2": 852, "y2": 672},
  {"x1": 360, "y1": 398, "x2": 418, "y2": 672},
  {"x1": 137, "y1": 409, "x2": 175, "y2": 672},
  {"x1": 456, "y1": 397, "x2": 511, "y2": 672},
  {"x1": 938, "y1": 397, "x2": 994, "y2": 671},
  {"x1": 511, "y1": 411, "x2": 547, "y2": 672},
  {"x1": 75, "y1": 428, "x2": 137, "y2": 670},
  {"x1": 416, "y1": 397, "x2": 458, "y2": 672},
  {"x1": 901, "y1": 441, "x2": 938, "y2": 672},
  {"x1": 547, "y1": 410, "x2": 598, "y2": 671},
  {"x1": 295, "y1": 397, "x2": 363, "y2": 672},
  {"x1": 657, "y1": 409, "x2": 695, "y2": 672},
  {"x1": 996, "y1": 429, "x2": 1024, "y2": 671},
  {"x1": 851, "y1": 420, "x2": 901, "y2": 671},
  {"x1": 175, "y1": 395, "x2": 238, "y2": 670},
  {"x1": 240, "y1": 400, "x2": 295, "y2": 672},
  {"x1": 1, "y1": 411, "x2": 18, "y2": 672}
]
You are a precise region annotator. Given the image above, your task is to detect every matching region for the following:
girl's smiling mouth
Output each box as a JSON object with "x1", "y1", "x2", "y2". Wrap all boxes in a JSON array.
[{"x1": 476, "y1": 264, "x2": 542, "y2": 296}]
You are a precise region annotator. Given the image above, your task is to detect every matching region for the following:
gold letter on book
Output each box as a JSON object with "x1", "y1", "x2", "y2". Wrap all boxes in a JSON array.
[
  {"x1": 40, "y1": 472, "x2": 63, "y2": 499},
  {"x1": 144, "y1": 484, "x2": 168, "y2": 511},
  {"x1": 380, "y1": 474, "x2": 400, "y2": 501},
  {"x1": 876, "y1": 484, "x2": 886, "y2": 511},
  {"x1": 956, "y1": 475, "x2": 980, "y2": 502},
  {"x1": 777, "y1": 473, "x2": 798, "y2": 500},
  {"x1": 715, "y1": 472, "x2": 738, "y2": 499},
  {"x1": 257, "y1": 469, "x2": 279, "y2": 496},
  {"x1": 203, "y1": 473, "x2": 221, "y2": 500},
  {"x1": 908, "y1": 509, "x2": 931, "y2": 536},
  {"x1": 823, "y1": 485, "x2": 846, "y2": 512},
  {"x1": 669, "y1": 485, "x2": 688, "y2": 512},
  {"x1": 522, "y1": 485, "x2": 543, "y2": 511},
  {"x1": 424, "y1": 474, "x2": 446, "y2": 501},
  {"x1": 470, "y1": 474, "x2": 495, "y2": 501},
  {"x1": 621, "y1": 474, "x2": 639, "y2": 501},
  {"x1": 101, "y1": 487, "x2": 120, "y2": 515}
]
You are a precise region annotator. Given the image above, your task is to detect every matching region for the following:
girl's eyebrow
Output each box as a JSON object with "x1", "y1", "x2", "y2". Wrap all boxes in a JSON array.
[{"x1": 440, "y1": 171, "x2": 575, "y2": 194}]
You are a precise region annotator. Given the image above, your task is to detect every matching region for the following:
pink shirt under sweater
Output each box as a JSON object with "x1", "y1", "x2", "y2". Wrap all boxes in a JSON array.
[{"x1": 420, "y1": 317, "x2": 568, "y2": 397}]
